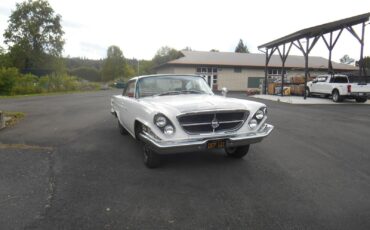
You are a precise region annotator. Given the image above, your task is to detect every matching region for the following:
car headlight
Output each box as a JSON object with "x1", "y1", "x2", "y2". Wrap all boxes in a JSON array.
[
  {"x1": 153, "y1": 113, "x2": 175, "y2": 135},
  {"x1": 248, "y1": 119, "x2": 258, "y2": 129},
  {"x1": 249, "y1": 107, "x2": 267, "y2": 129},
  {"x1": 255, "y1": 110, "x2": 265, "y2": 120},
  {"x1": 164, "y1": 125, "x2": 174, "y2": 135},
  {"x1": 155, "y1": 115, "x2": 167, "y2": 127}
]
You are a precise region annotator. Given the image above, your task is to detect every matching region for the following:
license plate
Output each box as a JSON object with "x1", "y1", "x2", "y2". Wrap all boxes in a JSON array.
[{"x1": 207, "y1": 139, "x2": 226, "y2": 149}]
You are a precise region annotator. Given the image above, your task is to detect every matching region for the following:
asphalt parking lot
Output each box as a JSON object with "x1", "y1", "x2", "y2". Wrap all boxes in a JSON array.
[{"x1": 1, "y1": 90, "x2": 370, "y2": 230}]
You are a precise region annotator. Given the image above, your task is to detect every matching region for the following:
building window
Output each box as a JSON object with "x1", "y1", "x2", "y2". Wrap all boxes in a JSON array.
[
  {"x1": 213, "y1": 75, "x2": 218, "y2": 84},
  {"x1": 234, "y1": 67, "x2": 242, "y2": 73},
  {"x1": 195, "y1": 67, "x2": 218, "y2": 74},
  {"x1": 268, "y1": 68, "x2": 287, "y2": 75},
  {"x1": 248, "y1": 77, "x2": 264, "y2": 88}
]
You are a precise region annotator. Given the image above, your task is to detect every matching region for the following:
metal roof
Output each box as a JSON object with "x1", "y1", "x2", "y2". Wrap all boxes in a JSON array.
[
  {"x1": 165, "y1": 51, "x2": 356, "y2": 70},
  {"x1": 258, "y1": 12, "x2": 370, "y2": 49}
]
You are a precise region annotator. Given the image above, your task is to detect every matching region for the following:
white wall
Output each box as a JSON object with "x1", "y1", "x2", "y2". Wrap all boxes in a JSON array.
[{"x1": 155, "y1": 65, "x2": 325, "y2": 91}]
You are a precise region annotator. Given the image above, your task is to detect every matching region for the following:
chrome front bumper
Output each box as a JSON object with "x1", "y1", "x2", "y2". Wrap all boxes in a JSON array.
[{"x1": 139, "y1": 124, "x2": 274, "y2": 154}]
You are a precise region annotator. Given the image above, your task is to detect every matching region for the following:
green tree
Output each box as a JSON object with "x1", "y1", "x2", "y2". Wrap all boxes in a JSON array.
[
  {"x1": 3, "y1": 0, "x2": 64, "y2": 73},
  {"x1": 102, "y1": 45, "x2": 125, "y2": 82},
  {"x1": 69, "y1": 66, "x2": 101, "y2": 82},
  {"x1": 0, "y1": 67, "x2": 19, "y2": 95},
  {"x1": 234, "y1": 39, "x2": 249, "y2": 53},
  {"x1": 0, "y1": 46, "x2": 10, "y2": 67},
  {"x1": 340, "y1": 54, "x2": 354, "y2": 64},
  {"x1": 152, "y1": 46, "x2": 183, "y2": 67},
  {"x1": 364, "y1": 56, "x2": 370, "y2": 75}
]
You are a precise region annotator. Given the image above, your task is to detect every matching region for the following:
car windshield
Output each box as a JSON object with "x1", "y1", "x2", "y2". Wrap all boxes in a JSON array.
[{"x1": 136, "y1": 75, "x2": 213, "y2": 98}]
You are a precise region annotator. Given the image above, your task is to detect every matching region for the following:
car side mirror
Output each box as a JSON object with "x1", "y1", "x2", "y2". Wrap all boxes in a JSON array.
[{"x1": 221, "y1": 87, "x2": 228, "y2": 97}]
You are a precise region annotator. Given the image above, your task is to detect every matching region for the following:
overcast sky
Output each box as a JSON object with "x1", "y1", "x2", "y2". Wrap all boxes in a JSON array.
[{"x1": 0, "y1": 0, "x2": 369, "y2": 62}]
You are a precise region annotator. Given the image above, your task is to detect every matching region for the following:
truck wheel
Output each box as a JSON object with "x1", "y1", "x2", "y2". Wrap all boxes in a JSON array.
[
  {"x1": 305, "y1": 88, "x2": 311, "y2": 97},
  {"x1": 332, "y1": 90, "x2": 343, "y2": 102},
  {"x1": 355, "y1": 97, "x2": 367, "y2": 103},
  {"x1": 143, "y1": 145, "x2": 161, "y2": 168},
  {"x1": 225, "y1": 145, "x2": 250, "y2": 158},
  {"x1": 118, "y1": 120, "x2": 128, "y2": 135}
]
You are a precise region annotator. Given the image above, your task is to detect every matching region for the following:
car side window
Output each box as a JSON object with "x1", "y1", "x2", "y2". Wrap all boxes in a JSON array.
[
  {"x1": 316, "y1": 77, "x2": 327, "y2": 82},
  {"x1": 123, "y1": 81, "x2": 136, "y2": 98},
  {"x1": 333, "y1": 77, "x2": 348, "y2": 83}
]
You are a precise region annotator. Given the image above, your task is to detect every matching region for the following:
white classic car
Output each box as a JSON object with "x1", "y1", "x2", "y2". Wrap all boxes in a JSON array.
[{"x1": 111, "y1": 74, "x2": 273, "y2": 168}]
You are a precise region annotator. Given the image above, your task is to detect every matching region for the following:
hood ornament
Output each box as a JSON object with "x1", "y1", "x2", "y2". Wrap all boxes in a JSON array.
[{"x1": 211, "y1": 116, "x2": 219, "y2": 130}]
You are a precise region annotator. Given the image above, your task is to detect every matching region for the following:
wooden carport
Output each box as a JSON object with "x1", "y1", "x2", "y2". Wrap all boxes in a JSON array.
[{"x1": 258, "y1": 12, "x2": 370, "y2": 99}]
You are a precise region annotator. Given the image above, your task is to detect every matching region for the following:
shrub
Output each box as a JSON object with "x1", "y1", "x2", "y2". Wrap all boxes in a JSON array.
[
  {"x1": 12, "y1": 73, "x2": 41, "y2": 94},
  {"x1": 0, "y1": 67, "x2": 19, "y2": 95},
  {"x1": 1, "y1": 69, "x2": 100, "y2": 96},
  {"x1": 69, "y1": 66, "x2": 101, "y2": 82}
]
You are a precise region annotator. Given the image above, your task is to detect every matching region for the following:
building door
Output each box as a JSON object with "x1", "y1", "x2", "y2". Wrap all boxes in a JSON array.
[{"x1": 196, "y1": 67, "x2": 218, "y2": 90}]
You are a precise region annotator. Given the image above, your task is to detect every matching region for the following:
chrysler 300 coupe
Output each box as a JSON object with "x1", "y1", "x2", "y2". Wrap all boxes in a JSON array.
[{"x1": 111, "y1": 74, "x2": 273, "y2": 168}]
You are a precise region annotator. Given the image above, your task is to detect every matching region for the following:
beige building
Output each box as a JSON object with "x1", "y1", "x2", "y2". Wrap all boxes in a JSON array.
[{"x1": 155, "y1": 51, "x2": 357, "y2": 91}]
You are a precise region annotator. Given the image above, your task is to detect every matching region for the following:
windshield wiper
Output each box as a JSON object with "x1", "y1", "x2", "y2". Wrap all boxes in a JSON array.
[
  {"x1": 180, "y1": 90, "x2": 204, "y2": 94},
  {"x1": 155, "y1": 90, "x2": 205, "y2": 96},
  {"x1": 155, "y1": 91, "x2": 182, "y2": 96}
]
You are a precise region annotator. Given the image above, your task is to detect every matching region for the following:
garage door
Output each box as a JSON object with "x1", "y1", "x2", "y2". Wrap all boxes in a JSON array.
[{"x1": 248, "y1": 77, "x2": 264, "y2": 88}]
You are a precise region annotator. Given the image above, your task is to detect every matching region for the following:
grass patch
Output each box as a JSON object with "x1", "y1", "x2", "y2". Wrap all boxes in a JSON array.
[{"x1": 3, "y1": 112, "x2": 25, "y2": 127}]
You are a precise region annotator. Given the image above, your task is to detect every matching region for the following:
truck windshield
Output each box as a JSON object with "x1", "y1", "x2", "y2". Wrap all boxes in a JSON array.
[{"x1": 136, "y1": 75, "x2": 213, "y2": 98}]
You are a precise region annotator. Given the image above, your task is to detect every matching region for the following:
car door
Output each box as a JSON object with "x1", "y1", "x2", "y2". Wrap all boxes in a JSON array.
[
  {"x1": 318, "y1": 76, "x2": 332, "y2": 94},
  {"x1": 311, "y1": 75, "x2": 326, "y2": 93},
  {"x1": 120, "y1": 80, "x2": 136, "y2": 131}
]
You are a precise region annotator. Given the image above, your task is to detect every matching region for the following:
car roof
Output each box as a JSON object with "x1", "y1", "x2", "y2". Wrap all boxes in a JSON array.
[{"x1": 317, "y1": 74, "x2": 348, "y2": 77}]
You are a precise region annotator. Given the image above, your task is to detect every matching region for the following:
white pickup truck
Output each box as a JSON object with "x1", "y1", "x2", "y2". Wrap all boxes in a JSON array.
[{"x1": 306, "y1": 74, "x2": 370, "y2": 103}]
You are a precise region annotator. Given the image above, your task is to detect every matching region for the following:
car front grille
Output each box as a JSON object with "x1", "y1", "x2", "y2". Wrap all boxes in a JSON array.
[{"x1": 177, "y1": 110, "x2": 249, "y2": 134}]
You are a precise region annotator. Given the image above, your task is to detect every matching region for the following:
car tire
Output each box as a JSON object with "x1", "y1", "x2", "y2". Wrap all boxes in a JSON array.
[
  {"x1": 332, "y1": 90, "x2": 343, "y2": 102},
  {"x1": 355, "y1": 97, "x2": 367, "y2": 103},
  {"x1": 143, "y1": 145, "x2": 161, "y2": 168},
  {"x1": 305, "y1": 88, "x2": 311, "y2": 97},
  {"x1": 225, "y1": 145, "x2": 250, "y2": 158},
  {"x1": 118, "y1": 120, "x2": 129, "y2": 135}
]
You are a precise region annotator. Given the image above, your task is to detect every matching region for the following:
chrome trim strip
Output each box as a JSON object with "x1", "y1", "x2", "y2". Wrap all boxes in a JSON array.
[
  {"x1": 181, "y1": 120, "x2": 244, "y2": 127},
  {"x1": 139, "y1": 124, "x2": 274, "y2": 154}
]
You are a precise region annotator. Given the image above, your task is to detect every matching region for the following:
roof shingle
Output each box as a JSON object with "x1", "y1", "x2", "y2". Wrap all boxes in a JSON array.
[{"x1": 166, "y1": 51, "x2": 357, "y2": 70}]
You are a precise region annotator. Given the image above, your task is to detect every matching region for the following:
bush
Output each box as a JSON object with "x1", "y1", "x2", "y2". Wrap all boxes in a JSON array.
[
  {"x1": 12, "y1": 73, "x2": 41, "y2": 94},
  {"x1": 0, "y1": 67, "x2": 18, "y2": 95},
  {"x1": 0, "y1": 69, "x2": 101, "y2": 96},
  {"x1": 69, "y1": 66, "x2": 101, "y2": 82}
]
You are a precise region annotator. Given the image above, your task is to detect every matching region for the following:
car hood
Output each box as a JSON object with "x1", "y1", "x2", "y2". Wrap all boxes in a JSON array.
[{"x1": 140, "y1": 94, "x2": 262, "y2": 114}]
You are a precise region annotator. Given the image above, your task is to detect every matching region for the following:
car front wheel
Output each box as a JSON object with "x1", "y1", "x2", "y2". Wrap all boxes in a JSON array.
[
  {"x1": 225, "y1": 145, "x2": 250, "y2": 158},
  {"x1": 332, "y1": 90, "x2": 343, "y2": 102},
  {"x1": 143, "y1": 145, "x2": 161, "y2": 168},
  {"x1": 305, "y1": 88, "x2": 311, "y2": 97}
]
